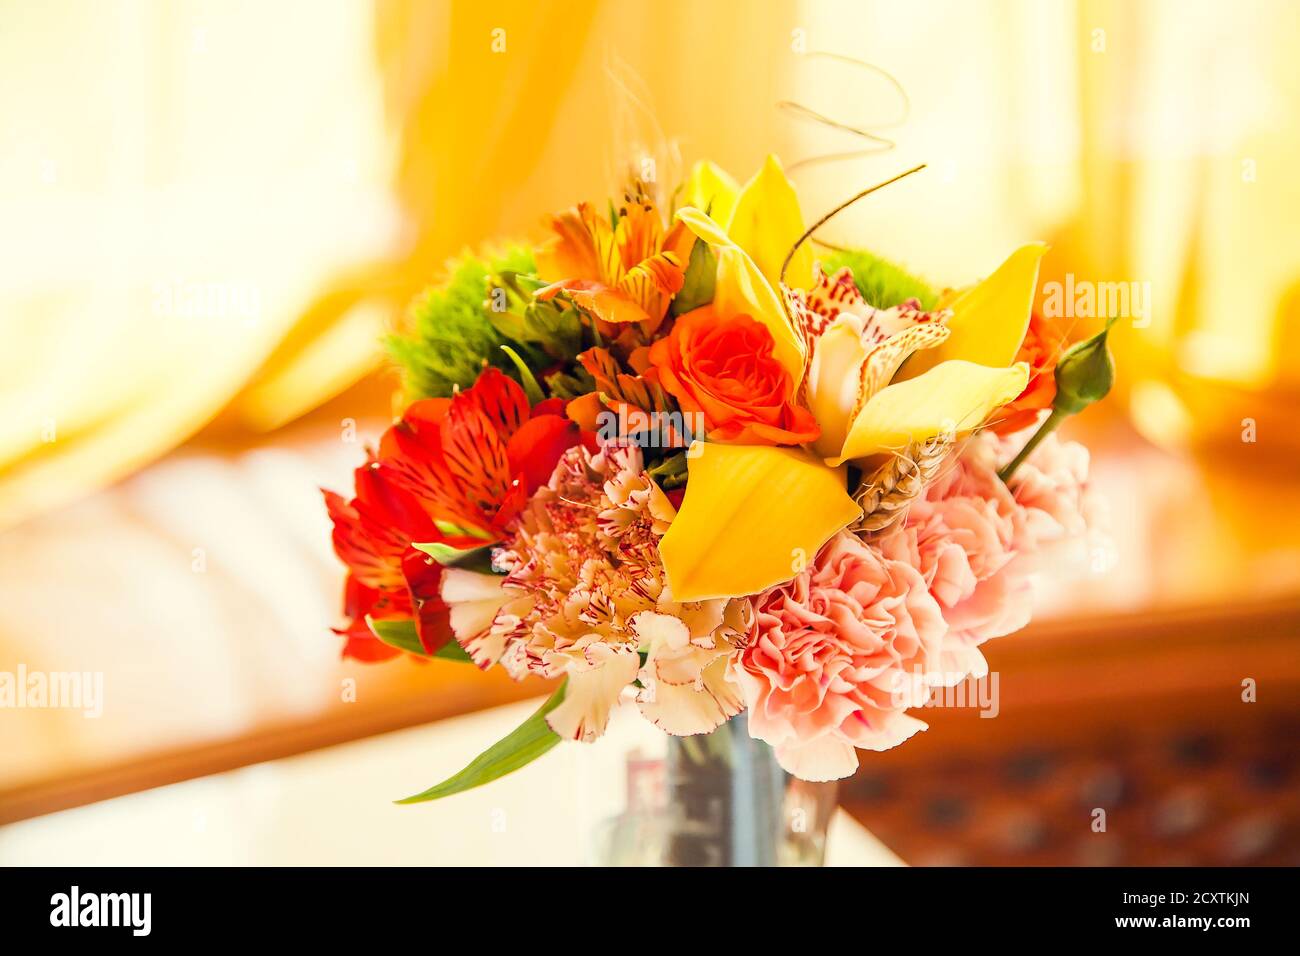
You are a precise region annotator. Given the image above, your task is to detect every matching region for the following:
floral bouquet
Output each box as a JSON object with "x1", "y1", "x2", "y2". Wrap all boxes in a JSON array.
[{"x1": 325, "y1": 156, "x2": 1113, "y2": 803}]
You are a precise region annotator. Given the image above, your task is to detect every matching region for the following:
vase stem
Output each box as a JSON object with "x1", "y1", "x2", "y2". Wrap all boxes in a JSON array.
[
  {"x1": 661, "y1": 713, "x2": 835, "y2": 866},
  {"x1": 727, "y1": 718, "x2": 787, "y2": 865}
]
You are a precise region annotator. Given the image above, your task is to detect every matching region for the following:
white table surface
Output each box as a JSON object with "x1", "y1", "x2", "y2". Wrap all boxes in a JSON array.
[{"x1": 0, "y1": 696, "x2": 903, "y2": 866}]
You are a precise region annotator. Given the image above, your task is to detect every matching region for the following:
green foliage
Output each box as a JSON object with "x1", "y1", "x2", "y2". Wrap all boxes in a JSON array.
[
  {"x1": 820, "y1": 248, "x2": 939, "y2": 311},
  {"x1": 367, "y1": 617, "x2": 474, "y2": 663},
  {"x1": 388, "y1": 247, "x2": 584, "y2": 400},
  {"x1": 395, "y1": 680, "x2": 567, "y2": 803},
  {"x1": 671, "y1": 240, "x2": 717, "y2": 316},
  {"x1": 412, "y1": 540, "x2": 497, "y2": 574},
  {"x1": 499, "y1": 344, "x2": 546, "y2": 404},
  {"x1": 485, "y1": 273, "x2": 584, "y2": 361},
  {"x1": 647, "y1": 450, "x2": 689, "y2": 488},
  {"x1": 544, "y1": 365, "x2": 596, "y2": 401}
]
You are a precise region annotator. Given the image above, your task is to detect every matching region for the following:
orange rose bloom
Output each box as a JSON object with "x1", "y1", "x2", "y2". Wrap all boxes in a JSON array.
[
  {"x1": 646, "y1": 306, "x2": 820, "y2": 446},
  {"x1": 990, "y1": 311, "x2": 1068, "y2": 435}
]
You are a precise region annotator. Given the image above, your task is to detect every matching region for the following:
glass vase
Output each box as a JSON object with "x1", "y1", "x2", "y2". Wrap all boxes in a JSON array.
[{"x1": 598, "y1": 713, "x2": 837, "y2": 866}]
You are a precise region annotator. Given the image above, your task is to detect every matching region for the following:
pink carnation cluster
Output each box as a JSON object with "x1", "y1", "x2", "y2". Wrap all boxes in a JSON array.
[
  {"x1": 732, "y1": 530, "x2": 947, "y2": 781},
  {"x1": 737, "y1": 430, "x2": 1101, "y2": 781},
  {"x1": 883, "y1": 430, "x2": 1103, "y2": 681},
  {"x1": 439, "y1": 430, "x2": 1102, "y2": 782}
]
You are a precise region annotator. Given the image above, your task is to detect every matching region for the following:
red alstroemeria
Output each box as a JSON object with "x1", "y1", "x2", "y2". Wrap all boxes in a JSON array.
[
  {"x1": 378, "y1": 368, "x2": 586, "y2": 544},
  {"x1": 324, "y1": 367, "x2": 589, "y2": 663},
  {"x1": 324, "y1": 461, "x2": 448, "y2": 660}
]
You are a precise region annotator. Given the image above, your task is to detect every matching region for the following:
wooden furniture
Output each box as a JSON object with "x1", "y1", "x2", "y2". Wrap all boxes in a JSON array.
[
  {"x1": 3, "y1": 402, "x2": 1298, "y2": 868},
  {"x1": 841, "y1": 598, "x2": 1300, "y2": 865}
]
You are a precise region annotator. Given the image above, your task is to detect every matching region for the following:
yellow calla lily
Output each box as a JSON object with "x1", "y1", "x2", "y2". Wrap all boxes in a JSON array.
[
  {"x1": 655, "y1": 220, "x2": 1043, "y2": 603},
  {"x1": 726, "y1": 154, "x2": 814, "y2": 291},
  {"x1": 675, "y1": 205, "x2": 805, "y2": 384},
  {"x1": 682, "y1": 160, "x2": 740, "y2": 226},
  {"x1": 659, "y1": 442, "x2": 861, "y2": 602},
  {"x1": 898, "y1": 242, "x2": 1047, "y2": 380},
  {"x1": 831, "y1": 360, "x2": 1030, "y2": 465}
]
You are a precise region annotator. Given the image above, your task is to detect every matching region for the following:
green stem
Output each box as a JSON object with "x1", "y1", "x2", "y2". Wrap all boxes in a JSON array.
[
  {"x1": 499, "y1": 345, "x2": 545, "y2": 405},
  {"x1": 998, "y1": 407, "x2": 1067, "y2": 483}
]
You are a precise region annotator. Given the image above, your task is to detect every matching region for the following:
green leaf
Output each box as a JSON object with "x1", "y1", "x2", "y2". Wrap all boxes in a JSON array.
[
  {"x1": 646, "y1": 450, "x2": 689, "y2": 488},
  {"x1": 523, "y1": 301, "x2": 583, "y2": 357},
  {"x1": 511, "y1": 273, "x2": 547, "y2": 295},
  {"x1": 433, "y1": 518, "x2": 494, "y2": 541},
  {"x1": 544, "y1": 365, "x2": 597, "y2": 401},
  {"x1": 413, "y1": 541, "x2": 472, "y2": 564},
  {"x1": 395, "y1": 680, "x2": 568, "y2": 804},
  {"x1": 483, "y1": 280, "x2": 582, "y2": 361},
  {"x1": 413, "y1": 541, "x2": 498, "y2": 574},
  {"x1": 671, "y1": 239, "x2": 717, "y2": 316},
  {"x1": 367, "y1": 617, "x2": 473, "y2": 663}
]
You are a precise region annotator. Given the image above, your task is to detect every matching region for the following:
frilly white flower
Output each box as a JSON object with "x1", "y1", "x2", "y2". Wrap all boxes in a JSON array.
[{"x1": 440, "y1": 442, "x2": 751, "y2": 742}]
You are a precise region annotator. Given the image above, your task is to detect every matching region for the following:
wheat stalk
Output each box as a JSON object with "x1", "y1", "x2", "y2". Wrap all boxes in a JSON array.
[{"x1": 852, "y1": 436, "x2": 950, "y2": 533}]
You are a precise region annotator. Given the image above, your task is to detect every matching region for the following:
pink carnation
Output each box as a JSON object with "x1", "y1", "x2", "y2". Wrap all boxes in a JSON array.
[
  {"x1": 879, "y1": 430, "x2": 1102, "y2": 680},
  {"x1": 1000, "y1": 431, "x2": 1098, "y2": 551},
  {"x1": 731, "y1": 530, "x2": 948, "y2": 782}
]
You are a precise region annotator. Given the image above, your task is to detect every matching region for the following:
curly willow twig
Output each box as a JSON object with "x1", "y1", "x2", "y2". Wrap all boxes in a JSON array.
[
  {"x1": 779, "y1": 51, "x2": 912, "y2": 174},
  {"x1": 779, "y1": 164, "x2": 927, "y2": 290}
]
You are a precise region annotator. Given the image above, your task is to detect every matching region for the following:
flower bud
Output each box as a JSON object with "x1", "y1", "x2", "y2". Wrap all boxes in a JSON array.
[{"x1": 1052, "y1": 319, "x2": 1116, "y2": 415}]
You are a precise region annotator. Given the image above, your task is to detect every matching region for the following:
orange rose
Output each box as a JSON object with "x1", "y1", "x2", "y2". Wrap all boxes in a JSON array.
[
  {"x1": 646, "y1": 306, "x2": 820, "y2": 446},
  {"x1": 990, "y1": 311, "x2": 1068, "y2": 435}
]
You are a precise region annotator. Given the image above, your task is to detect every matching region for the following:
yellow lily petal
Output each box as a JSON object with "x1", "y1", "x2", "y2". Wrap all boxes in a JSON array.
[
  {"x1": 659, "y1": 442, "x2": 860, "y2": 602},
  {"x1": 899, "y1": 243, "x2": 1047, "y2": 380},
  {"x1": 682, "y1": 160, "x2": 740, "y2": 226},
  {"x1": 676, "y1": 205, "x2": 805, "y2": 384},
  {"x1": 727, "y1": 154, "x2": 814, "y2": 291},
  {"x1": 833, "y1": 360, "x2": 1030, "y2": 465}
]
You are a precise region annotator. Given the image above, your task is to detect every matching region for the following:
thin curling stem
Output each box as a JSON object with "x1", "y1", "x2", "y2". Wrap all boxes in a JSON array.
[{"x1": 779, "y1": 164, "x2": 927, "y2": 289}]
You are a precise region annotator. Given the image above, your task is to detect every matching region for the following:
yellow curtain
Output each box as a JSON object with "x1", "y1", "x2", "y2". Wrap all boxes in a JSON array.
[
  {"x1": 1070, "y1": 0, "x2": 1300, "y2": 457},
  {"x1": 0, "y1": 0, "x2": 804, "y2": 531},
  {"x1": 780, "y1": 0, "x2": 1300, "y2": 460},
  {"x1": 4, "y1": 0, "x2": 1296, "y2": 532},
  {"x1": 0, "y1": 0, "x2": 405, "y2": 529}
]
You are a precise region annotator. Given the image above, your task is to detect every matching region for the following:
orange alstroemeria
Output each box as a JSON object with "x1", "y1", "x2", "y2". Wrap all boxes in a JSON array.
[
  {"x1": 324, "y1": 463, "x2": 446, "y2": 661},
  {"x1": 564, "y1": 346, "x2": 689, "y2": 448},
  {"x1": 536, "y1": 186, "x2": 695, "y2": 345}
]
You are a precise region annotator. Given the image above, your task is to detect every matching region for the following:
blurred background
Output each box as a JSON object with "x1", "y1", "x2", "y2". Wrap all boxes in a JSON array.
[{"x1": 1, "y1": 0, "x2": 1297, "y2": 865}]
